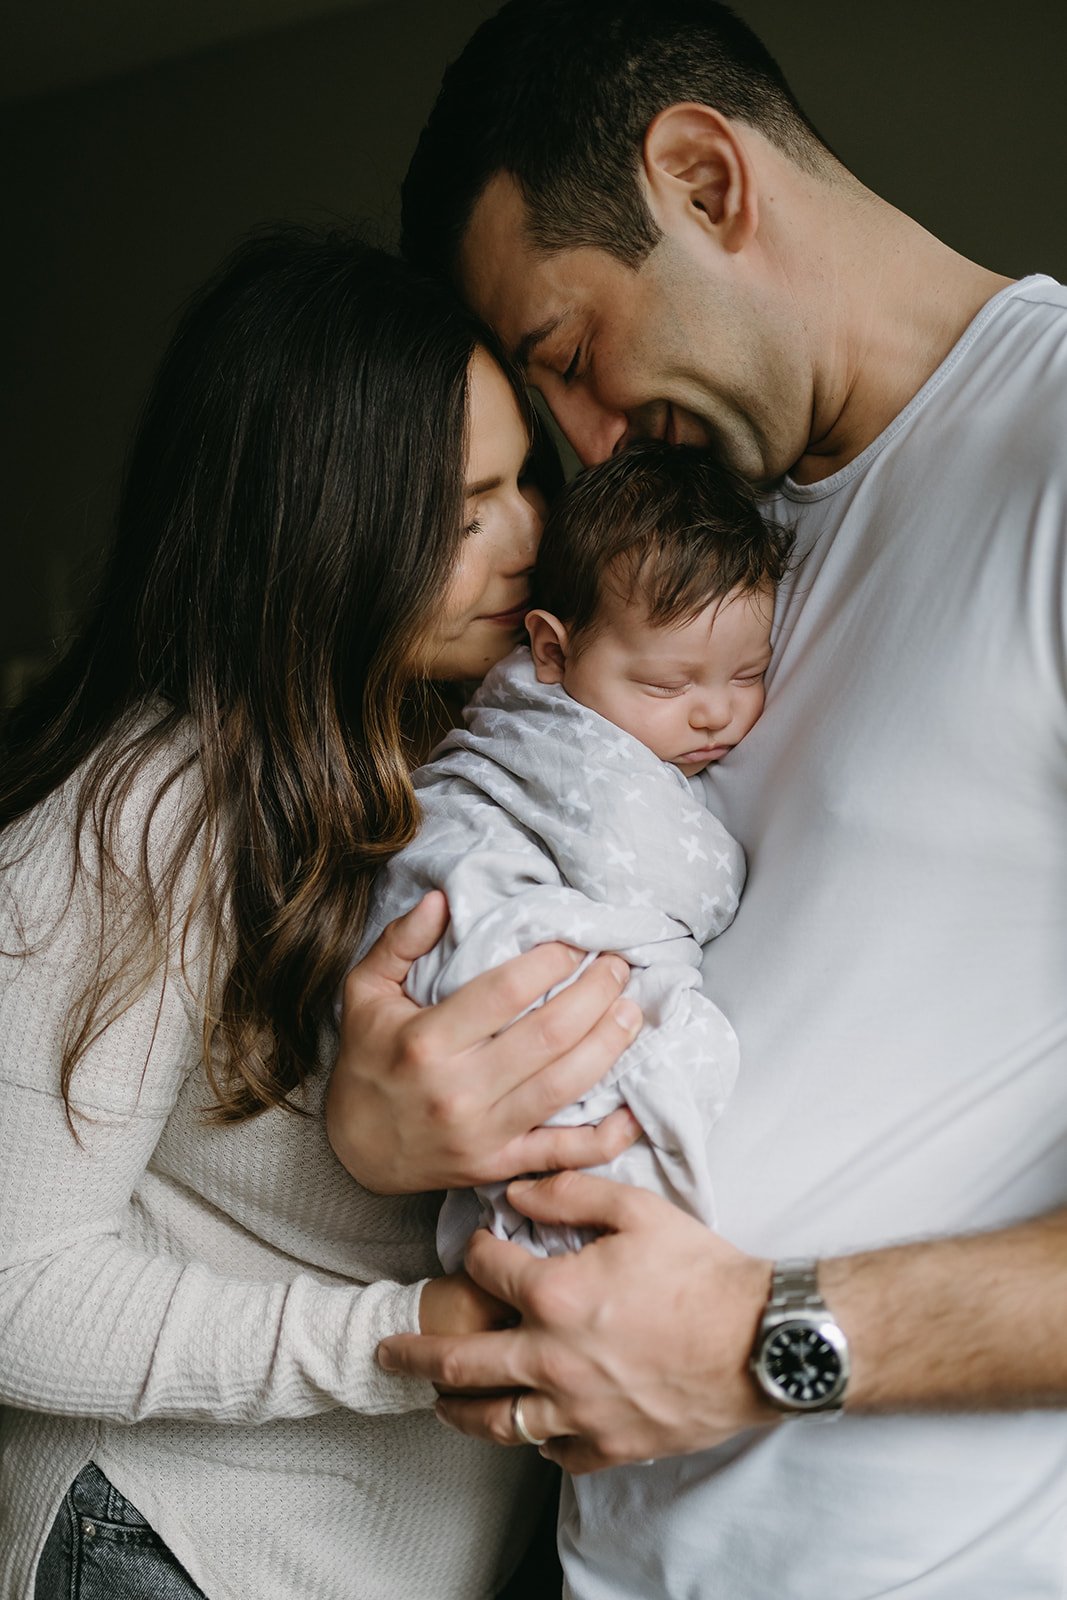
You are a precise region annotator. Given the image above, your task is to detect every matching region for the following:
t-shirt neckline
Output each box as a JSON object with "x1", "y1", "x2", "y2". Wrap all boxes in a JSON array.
[{"x1": 779, "y1": 274, "x2": 1059, "y2": 504}]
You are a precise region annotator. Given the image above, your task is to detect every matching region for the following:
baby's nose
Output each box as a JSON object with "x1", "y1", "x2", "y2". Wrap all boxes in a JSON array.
[{"x1": 690, "y1": 695, "x2": 728, "y2": 731}]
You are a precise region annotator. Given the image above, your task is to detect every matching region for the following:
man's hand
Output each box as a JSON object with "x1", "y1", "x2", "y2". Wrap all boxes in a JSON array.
[
  {"x1": 326, "y1": 892, "x2": 643, "y2": 1194},
  {"x1": 392, "y1": 1182, "x2": 1067, "y2": 1470},
  {"x1": 378, "y1": 1171, "x2": 777, "y2": 1474}
]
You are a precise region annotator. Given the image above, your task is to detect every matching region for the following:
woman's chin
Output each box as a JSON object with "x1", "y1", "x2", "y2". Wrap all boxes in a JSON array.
[{"x1": 430, "y1": 630, "x2": 524, "y2": 682}]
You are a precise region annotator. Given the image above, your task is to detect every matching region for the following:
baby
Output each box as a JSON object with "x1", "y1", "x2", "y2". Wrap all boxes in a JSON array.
[{"x1": 365, "y1": 440, "x2": 793, "y2": 1266}]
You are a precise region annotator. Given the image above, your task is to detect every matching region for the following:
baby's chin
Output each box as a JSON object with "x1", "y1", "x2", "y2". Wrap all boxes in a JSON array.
[{"x1": 672, "y1": 757, "x2": 713, "y2": 777}]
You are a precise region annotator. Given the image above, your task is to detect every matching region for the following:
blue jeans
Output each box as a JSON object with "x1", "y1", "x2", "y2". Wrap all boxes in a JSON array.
[
  {"x1": 35, "y1": 1462, "x2": 206, "y2": 1600},
  {"x1": 37, "y1": 1460, "x2": 558, "y2": 1599}
]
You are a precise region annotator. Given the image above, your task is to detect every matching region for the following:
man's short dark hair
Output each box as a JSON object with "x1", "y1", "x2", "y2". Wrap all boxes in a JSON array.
[
  {"x1": 402, "y1": 0, "x2": 830, "y2": 278},
  {"x1": 533, "y1": 441, "x2": 794, "y2": 642}
]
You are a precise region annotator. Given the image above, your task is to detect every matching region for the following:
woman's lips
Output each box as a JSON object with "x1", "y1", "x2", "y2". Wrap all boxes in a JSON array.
[{"x1": 481, "y1": 599, "x2": 530, "y2": 627}]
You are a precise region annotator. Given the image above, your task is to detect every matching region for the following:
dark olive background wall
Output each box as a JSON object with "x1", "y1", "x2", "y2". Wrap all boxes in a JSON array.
[{"x1": 2, "y1": 0, "x2": 1065, "y2": 697}]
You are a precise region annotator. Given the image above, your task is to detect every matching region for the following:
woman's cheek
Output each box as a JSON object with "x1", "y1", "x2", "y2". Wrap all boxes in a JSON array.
[{"x1": 441, "y1": 557, "x2": 484, "y2": 636}]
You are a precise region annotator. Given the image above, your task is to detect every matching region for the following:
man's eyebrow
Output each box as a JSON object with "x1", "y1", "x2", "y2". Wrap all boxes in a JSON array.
[
  {"x1": 464, "y1": 475, "x2": 502, "y2": 498},
  {"x1": 512, "y1": 314, "x2": 567, "y2": 371}
]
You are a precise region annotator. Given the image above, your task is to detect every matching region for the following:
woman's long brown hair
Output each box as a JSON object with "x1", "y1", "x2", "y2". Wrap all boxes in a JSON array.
[{"x1": 0, "y1": 226, "x2": 539, "y2": 1126}]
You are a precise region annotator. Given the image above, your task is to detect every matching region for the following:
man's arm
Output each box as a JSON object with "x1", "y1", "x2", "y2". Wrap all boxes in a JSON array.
[{"x1": 377, "y1": 1171, "x2": 1067, "y2": 1474}]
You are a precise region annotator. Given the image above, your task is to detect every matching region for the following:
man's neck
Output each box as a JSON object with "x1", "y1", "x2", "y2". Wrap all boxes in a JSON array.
[{"x1": 787, "y1": 190, "x2": 1013, "y2": 485}]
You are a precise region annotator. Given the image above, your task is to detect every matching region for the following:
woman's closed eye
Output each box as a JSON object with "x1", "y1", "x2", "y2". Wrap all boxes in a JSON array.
[{"x1": 561, "y1": 347, "x2": 582, "y2": 385}]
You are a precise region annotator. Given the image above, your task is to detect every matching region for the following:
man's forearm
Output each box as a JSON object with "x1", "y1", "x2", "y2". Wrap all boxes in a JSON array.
[
  {"x1": 824, "y1": 1205, "x2": 1067, "y2": 1412},
  {"x1": 378, "y1": 1179, "x2": 1067, "y2": 1474}
]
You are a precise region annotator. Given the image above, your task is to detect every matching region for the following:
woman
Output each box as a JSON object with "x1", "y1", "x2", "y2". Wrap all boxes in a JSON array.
[{"x1": 0, "y1": 226, "x2": 579, "y2": 1599}]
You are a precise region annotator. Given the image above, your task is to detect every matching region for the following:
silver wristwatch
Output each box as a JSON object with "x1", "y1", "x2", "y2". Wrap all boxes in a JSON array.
[{"x1": 750, "y1": 1258, "x2": 850, "y2": 1415}]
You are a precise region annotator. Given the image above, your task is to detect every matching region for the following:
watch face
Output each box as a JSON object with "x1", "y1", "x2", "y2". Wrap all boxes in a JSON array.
[{"x1": 763, "y1": 1320, "x2": 844, "y2": 1407}]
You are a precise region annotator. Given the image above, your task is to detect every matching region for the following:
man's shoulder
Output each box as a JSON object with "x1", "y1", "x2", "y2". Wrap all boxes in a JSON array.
[
  {"x1": 919, "y1": 276, "x2": 1067, "y2": 477},
  {"x1": 1010, "y1": 274, "x2": 1067, "y2": 310},
  {"x1": 981, "y1": 274, "x2": 1067, "y2": 361}
]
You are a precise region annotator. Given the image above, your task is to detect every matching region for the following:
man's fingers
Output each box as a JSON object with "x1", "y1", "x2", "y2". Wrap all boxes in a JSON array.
[
  {"x1": 503, "y1": 1106, "x2": 642, "y2": 1177},
  {"x1": 505, "y1": 1170, "x2": 657, "y2": 1236},
  {"x1": 345, "y1": 891, "x2": 450, "y2": 997},
  {"x1": 541, "y1": 1437, "x2": 613, "y2": 1476},
  {"x1": 434, "y1": 1391, "x2": 567, "y2": 1449},
  {"x1": 462, "y1": 1229, "x2": 547, "y2": 1314},
  {"x1": 377, "y1": 1328, "x2": 530, "y2": 1391}
]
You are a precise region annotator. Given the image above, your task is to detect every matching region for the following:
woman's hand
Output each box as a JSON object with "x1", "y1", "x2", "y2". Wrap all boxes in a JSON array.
[
  {"x1": 419, "y1": 1269, "x2": 516, "y2": 1339},
  {"x1": 327, "y1": 892, "x2": 643, "y2": 1194}
]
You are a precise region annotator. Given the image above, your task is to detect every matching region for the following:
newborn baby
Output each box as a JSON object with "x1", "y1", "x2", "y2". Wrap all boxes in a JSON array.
[{"x1": 365, "y1": 441, "x2": 793, "y2": 1263}]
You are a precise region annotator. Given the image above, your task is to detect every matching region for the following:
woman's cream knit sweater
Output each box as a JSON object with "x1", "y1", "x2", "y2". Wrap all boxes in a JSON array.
[{"x1": 0, "y1": 761, "x2": 545, "y2": 1599}]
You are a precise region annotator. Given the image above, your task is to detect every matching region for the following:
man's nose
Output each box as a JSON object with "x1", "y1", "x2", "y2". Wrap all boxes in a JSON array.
[{"x1": 548, "y1": 390, "x2": 629, "y2": 467}]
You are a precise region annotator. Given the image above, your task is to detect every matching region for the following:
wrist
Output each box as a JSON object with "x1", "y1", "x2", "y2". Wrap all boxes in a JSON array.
[
  {"x1": 714, "y1": 1250, "x2": 781, "y2": 1431},
  {"x1": 749, "y1": 1258, "x2": 851, "y2": 1416}
]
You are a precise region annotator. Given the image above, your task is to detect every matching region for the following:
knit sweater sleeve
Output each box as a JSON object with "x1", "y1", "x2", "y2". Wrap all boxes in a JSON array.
[{"x1": 0, "y1": 789, "x2": 433, "y2": 1425}]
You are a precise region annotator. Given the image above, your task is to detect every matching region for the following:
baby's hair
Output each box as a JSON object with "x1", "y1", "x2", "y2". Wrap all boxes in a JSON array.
[{"x1": 533, "y1": 441, "x2": 794, "y2": 641}]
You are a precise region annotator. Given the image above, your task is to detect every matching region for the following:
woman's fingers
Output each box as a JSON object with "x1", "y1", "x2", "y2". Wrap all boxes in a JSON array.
[
  {"x1": 501, "y1": 1105, "x2": 642, "y2": 1177},
  {"x1": 493, "y1": 989, "x2": 642, "y2": 1129},
  {"x1": 407, "y1": 941, "x2": 603, "y2": 1057},
  {"x1": 343, "y1": 891, "x2": 450, "y2": 999},
  {"x1": 331, "y1": 910, "x2": 641, "y2": 1191}
]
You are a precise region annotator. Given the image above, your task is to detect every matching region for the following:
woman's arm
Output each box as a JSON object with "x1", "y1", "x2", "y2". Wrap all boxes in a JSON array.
[{"x1": 0, "y1": 846, "x2": 437, "y2": 1425}]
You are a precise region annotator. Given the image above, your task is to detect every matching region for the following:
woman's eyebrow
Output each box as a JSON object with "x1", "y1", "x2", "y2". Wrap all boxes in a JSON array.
[{"x1": 464, "y1": 475, "x2": 502, "y2": 497}]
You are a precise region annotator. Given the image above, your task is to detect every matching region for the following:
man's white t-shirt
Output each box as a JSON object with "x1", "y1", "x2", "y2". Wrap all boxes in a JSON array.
[{"x1": 560, "y1": 276, "x2": 1067, "y2": 1600}]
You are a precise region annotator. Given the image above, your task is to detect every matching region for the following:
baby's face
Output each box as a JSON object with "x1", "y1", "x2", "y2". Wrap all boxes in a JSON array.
[{"x1": 561, "y1": 583, "x2": 774, "y2": 775}]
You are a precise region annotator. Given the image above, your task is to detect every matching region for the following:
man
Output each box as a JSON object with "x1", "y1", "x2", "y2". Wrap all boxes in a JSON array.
[{"x1": 328, "y1": 3, "x2": 1067, "y2": 1593}]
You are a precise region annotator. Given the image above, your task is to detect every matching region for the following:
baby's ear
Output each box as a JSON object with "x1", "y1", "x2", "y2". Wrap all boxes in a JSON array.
[{"x1": 526, "y1": 610, "x2": 570, "y2": 683}]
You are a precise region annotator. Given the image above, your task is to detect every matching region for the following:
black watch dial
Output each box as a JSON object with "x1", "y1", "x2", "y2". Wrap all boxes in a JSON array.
[{"x1": 764, "y1": 1321, "x2": 844, "y2": 1407}]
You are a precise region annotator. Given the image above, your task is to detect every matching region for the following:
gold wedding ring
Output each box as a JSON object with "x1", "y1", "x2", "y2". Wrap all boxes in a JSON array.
[{"x1": 511, "y1": 1392, "x2": 549, "y2": 1448}]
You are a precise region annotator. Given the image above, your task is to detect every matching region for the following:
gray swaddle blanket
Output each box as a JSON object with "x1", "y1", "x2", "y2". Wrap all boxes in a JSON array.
[{"x1": 364, "y1": 647, "x2": 745, "y2": 1268}]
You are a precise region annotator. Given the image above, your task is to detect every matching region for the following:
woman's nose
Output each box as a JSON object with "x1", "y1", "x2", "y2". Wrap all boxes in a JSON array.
[
  {"x1": 506, "y1": 490, "x2": 541, "y2": 569},
  {"x1": 521, "y1": 490, "x2": 542, "y2": 556}
]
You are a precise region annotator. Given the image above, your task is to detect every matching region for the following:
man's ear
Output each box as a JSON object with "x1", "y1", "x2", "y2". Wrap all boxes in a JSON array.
[
  {"x1": 526, "y1": 609, "x2": 570, "y2": 683},
  {"x1": 641, "y1": 102, "x2": 758, "y2": 254}
]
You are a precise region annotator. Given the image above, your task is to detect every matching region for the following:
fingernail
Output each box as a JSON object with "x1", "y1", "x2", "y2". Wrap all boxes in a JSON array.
[
  {"x1": 377, "y1": 1343, "x2": 396, "y2": 1372},
  {"x1": 613, "y1": 997, "x2": 641, "y2": 1033},
  {"x1": 606, "y1": 955, "x2": 628, "y2": 985},
  {"x1": 508, "y1": 1178, "x2": 535, "y2": 1196},
  {"x1": 434, "y1": 1401, "x2": 456, "y2": 1429},
  {"x1": 565, "y1": 945, "x2": 585, "y2": 967}
]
